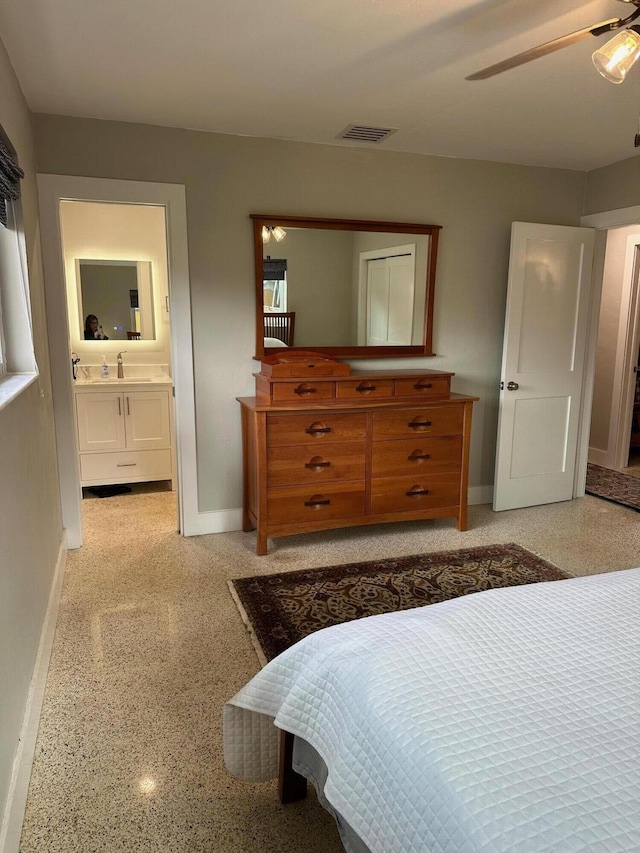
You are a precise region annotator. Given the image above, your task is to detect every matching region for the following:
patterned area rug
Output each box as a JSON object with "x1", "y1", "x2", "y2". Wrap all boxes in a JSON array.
[
  {"x1": 585, "y1": 463, "x2": 640, "y2": 512},
  {"x1": 229, "y1": 543, "x2": 569, "y2": 664}
]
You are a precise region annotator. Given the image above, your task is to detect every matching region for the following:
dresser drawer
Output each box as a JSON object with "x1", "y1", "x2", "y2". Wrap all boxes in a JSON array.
[
  {"x1": 372, "y1": 436, "x2": 462, "y2": 479},
  {"x1": 267, "y1": 412, "x2": 367, "y2": 446},
  {"x1": 335, "y1": 378, "x2": 395, "y2": 401},
  {"x1": 80, "y1": 448, "x2": 172, "y2": 482},
  {"x1": 267, "y1": 442, "x2": 365, "y2": 486},
  {"x1": 271, "y1": 381, "x2": 335, "y2": 402},
  {"x1": 394, "y1": 376, "x2": 451, "y2": 399},
  {"x1": 267, "y1": 482, "x2": 365, "y2": 525},
  {"x1": 373, "y1": 406, "x2": 464, "y2": 440},
  {"x1": 370, "y1": 472, "x2": 461, "y2": 515}
]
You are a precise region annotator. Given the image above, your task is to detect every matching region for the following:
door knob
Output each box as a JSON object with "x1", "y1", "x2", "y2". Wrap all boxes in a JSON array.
[{"x1": 506, "y1": 381, "x2": 519, "y2": 391}]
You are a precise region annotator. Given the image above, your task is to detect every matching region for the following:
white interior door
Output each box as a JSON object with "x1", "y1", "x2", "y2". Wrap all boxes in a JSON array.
[{"x1": 494, "y1": 222, "x2": 595, "y2": 511}]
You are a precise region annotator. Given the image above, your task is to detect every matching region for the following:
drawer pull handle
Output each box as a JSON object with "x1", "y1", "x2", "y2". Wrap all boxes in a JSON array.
[
  {"x1": 116, "y1": 463, "x2": 137, "y2": 467},
  {"x1": 408, "y1": 420, "x2": 432, "y2": 429},
  {"x1": 414, "y1": 381, "x2": 433, "y2": 390},
  {"x1": 305, "y1": 423, "x2": 332, "y2": 435},
  {"x1": 304, "y1": 497, "x2": 331, "y2": 508},
  {"x1": 294, "y1": 385, "x2": 318, "y2": 396},
  {"x1": 356, "y1": 383, "x2": 376, "y2": 393},
  {"x1": 408, "y1": 451, "x2": 431, "y2": 461},
  {"x1": 406, "y1": 486, "x2": 429, "y2": 497},
  {"x1": 305, "y1": 457, "x2": 331, "y2": 470}
]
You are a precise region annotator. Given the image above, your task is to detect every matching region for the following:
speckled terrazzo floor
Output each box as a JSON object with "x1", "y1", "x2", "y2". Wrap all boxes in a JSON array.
[{"x1": 18, "y1": 489, "x2": 640, "y2": 852}]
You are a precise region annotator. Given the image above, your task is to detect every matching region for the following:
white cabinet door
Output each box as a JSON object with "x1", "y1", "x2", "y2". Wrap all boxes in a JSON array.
[
  {"x1": 493, "y1": 222, "x2": 595, "y2": 511},
  {"x1": 124, "y1": 390, "x2": 171, "y2": 450},
  {"x1": 76, "y1": 392, "x2": 126, "y2": 452}
]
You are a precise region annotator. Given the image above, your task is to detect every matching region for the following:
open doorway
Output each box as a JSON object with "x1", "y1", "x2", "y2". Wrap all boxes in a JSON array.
[
  {"x1": 588, "y1": 224, "x2": 640, "y2": 478},
  {"x1": 59, "y1": 199, "x2": 177, "y2": 511},
  {"x1": 37, "y1": 175, "x2": 198, "y2": 547}
]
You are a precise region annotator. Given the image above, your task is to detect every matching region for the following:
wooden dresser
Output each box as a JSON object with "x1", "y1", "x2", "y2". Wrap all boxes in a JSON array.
[{"x1": 238, "y1": 355, "x2": 477, "y2": 555}]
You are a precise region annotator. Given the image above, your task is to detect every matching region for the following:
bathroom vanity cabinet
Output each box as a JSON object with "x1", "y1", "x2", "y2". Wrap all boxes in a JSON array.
[
  {"x1": 239, "y1": 356, "x2": 477, "y2": 555},
  {"x1": 74, "y1": 383, "x2": 173, "y2": 487}
]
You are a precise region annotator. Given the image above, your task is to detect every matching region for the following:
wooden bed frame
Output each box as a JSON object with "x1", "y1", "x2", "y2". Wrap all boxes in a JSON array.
[{"x1": 279, "y1": 730, "x2": 307, "y2": 803}]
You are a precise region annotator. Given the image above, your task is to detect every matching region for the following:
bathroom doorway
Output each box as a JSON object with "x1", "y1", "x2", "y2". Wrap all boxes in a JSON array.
[
  {"x1": 60, "y1": 199, "x2": 176, "y2": 504},
  {"x1": 38, "y1": 175, "x2": 198, "y2": 548}
]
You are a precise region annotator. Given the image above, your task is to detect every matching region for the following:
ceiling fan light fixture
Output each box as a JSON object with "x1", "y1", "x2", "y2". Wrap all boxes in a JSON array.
[{"x1": 592, "y1": 26, "x2": 640, "y2": 84}]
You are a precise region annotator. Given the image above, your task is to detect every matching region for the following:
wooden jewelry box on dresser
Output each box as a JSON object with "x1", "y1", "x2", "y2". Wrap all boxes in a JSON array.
[{"x1": 238, "y1": 353, "x2": 478, "y2": 555}]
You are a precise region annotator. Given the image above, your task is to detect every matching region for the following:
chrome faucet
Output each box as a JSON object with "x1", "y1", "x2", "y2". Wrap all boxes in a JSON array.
[
  {"x1": 71, "y1": 352, "x2": 80, "y2": 380},
  {"x1": 117, "y1": 351, "x2": 127, "y2": 379}
]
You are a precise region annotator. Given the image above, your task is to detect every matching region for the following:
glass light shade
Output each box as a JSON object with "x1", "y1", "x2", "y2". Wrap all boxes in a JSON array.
[
  {"x1": 272, "y1": 226, "x2": 287, "y2": 242},
  {"x1": 592, "y1": 28, "x2": 640, "y2": 84},
  {"x1": 261, "y1": 225, "x2": 271, "y2": 243}
]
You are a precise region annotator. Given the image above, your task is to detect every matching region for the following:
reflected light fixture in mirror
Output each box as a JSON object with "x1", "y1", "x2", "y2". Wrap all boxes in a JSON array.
[
  {"x1": 262, "y1": 225, "x2": 287, "y2": 243},
  {"x1": 252, "y1": 214, "x2": 442, "y2": 360}
]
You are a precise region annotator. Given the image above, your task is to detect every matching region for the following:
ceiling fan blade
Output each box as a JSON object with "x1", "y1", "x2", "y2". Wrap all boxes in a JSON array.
[{"x1": 466, "y1": 18, "x2": 621, "y2": 80}]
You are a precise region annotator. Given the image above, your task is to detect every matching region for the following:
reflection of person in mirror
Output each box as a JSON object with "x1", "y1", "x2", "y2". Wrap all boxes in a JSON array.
[{"x1": 84, "y1": 314, "x2": 109, "y2": 340}]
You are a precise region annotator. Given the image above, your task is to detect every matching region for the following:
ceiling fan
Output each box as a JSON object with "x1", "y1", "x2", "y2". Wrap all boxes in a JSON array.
[{"x1": 467, "y1": 0, "x2": 640, "y2": 83}]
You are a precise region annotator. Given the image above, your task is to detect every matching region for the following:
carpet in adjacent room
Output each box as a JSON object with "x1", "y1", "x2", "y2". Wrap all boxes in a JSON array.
[{"x1": 585, "y1": 463, "x2": 640, "y2": 512}]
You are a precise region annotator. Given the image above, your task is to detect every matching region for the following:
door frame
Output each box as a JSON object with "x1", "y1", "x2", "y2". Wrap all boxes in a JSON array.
[
  {"x1": 37, "y1": 175, "x2": 198, "y2": 546},
  {"x1": 579, "y1": 205, "x2": 640, "y2": 489}
]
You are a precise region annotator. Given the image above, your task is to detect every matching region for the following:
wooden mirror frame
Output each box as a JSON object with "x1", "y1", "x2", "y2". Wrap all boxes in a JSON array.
[{"x1": 252, "y1": 214, "x2": 442, "y2": 359}]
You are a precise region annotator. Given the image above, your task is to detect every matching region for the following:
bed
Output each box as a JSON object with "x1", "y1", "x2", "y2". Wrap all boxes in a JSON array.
[
  {"x1": 264, "y1": 335, "x2": 288, "y2": 347},
  {"x1": 224, "y1": 568, "x2": 640, "y2": 852}
]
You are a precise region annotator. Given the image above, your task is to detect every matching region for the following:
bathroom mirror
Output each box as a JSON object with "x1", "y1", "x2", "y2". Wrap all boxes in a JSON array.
[
  {"x1": 77, "y1": 259, "x2": 156, "y2": 342},
  {"x1": 253, "y1": 214, "x2": 441, "y2": 359}
]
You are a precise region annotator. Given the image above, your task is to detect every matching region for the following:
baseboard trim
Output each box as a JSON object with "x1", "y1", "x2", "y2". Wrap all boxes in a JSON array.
[
  {"x1": 183, "y1": 507, "x2": 244, "y2": 537},
  {"x1": 184, "y1": 489, "x2": 493, "y2": 538},
  {"x1": 468, "y1": 484, "x2": 493, "y2": 506},
  {"x1": 0, "y1": 535, "x2": 67, "y2": 853},
  {"x1": 588, "y1": 447, "x2": 609, "y2": 467}
]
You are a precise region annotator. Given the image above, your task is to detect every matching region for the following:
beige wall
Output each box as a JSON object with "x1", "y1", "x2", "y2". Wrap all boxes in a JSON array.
[
  {"x1": 0, "y1": 42, "x2": 63, "y2": 828},
  {"x1": 584, "y1": 154, "x2": 640, "y2": 216},
  {"x1": 33, "y1": 114, "x2": 588, "y2": 509}
]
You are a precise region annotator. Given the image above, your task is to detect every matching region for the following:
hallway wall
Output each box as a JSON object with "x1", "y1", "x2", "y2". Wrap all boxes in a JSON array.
[{"x1": 0, "y1": 36, "x2": 63, "y2": 841}]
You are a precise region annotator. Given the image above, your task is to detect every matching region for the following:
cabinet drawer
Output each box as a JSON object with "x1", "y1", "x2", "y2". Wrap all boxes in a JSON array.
[
  {"x1": 372, "y1": 436, "x2": 462, "y2": 478},
  {"x1": 370, "y1": 472, "x2": 461, "y2": 515},
  {"x1": 373, "y1": 406, "x2": 463, "y2": 440},
  {"x1": 80, "y1": 449, "x2": 172, "y2": 482},
  {"x1": 267, "y1": 412, "x2": 367, "y2": 446},
  {"x1": 267, "y1": 482, "x2": 365, "y2": 525},
  {"x1": 394, "y1": 376, "x2": 451, "y2": 399},
  {"x1": 335, "y1": 378, "x2": 394, "y2": 401},
  {"x1": 267, "y1": 442, "x2": 365, "y2": 486},
  {"x1": 271, "y1": 381, "x2": 335, "y2": 402}
]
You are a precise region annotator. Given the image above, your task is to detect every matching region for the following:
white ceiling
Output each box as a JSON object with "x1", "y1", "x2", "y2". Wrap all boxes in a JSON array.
[{"x1": 2, "y1": 0, "x2": 640, "y2": 171}]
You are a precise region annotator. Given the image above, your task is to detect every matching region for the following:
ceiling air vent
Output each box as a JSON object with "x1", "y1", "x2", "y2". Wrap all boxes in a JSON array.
[{"x1": 337, "y1": 124, "x2": 398, "y2": 144}]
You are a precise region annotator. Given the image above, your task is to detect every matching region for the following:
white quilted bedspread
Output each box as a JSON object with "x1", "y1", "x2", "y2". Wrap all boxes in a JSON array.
[{"x1": 224, "y1": 568, "x2": 640, "y2": 852}]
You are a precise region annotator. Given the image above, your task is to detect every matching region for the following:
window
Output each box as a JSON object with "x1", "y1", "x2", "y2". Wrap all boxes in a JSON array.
[
  {"x1": 0, "y1": 128, "x2": 37, "y2": 408},
  {"x1": 263, "y1": 258, "x2": 287, "y2": 312}
]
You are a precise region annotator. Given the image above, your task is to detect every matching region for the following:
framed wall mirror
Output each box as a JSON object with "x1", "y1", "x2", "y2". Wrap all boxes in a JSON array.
[
  {"x1": 252, "y1": 214, "x2": 442, "y2": 359},
  {"x1": 76, "y1": 258, "x2": 156, "y2": 342}
]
